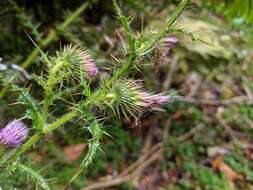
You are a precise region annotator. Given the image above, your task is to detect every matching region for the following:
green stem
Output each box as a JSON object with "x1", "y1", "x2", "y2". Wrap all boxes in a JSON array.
[
  {"x1": 9, "y1": 110, "x2": 79, "y2": 162},
  {"x1": 5, "y1": 0, "x2": 190, "y2": 169},
  {"x1": 21, "y1": 30, "x2": 57, "y2": 69},
  {"x1": 108, "y1": 53, "x2": 136, "y2": 85},
  {"x1": 42, "y1": 91, "x2": 51, "y2": 119},
  {"x1": 155, "y1": 0, "x2": 190, "y2": 42},
  {"x1": 42, "y1": 60, "x2": 68, "y2": 118},
  {"x1": 11, "y1": 133, "x2": 44, "y2": 162},
  {"x1": 43, "y1": 110, "x2": 79, "y2": 133},
  {"x1": 0, "y1": 84, "x2": 10, "y2": 100}
]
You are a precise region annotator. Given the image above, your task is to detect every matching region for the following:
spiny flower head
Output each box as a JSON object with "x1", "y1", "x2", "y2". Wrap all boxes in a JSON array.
[
  {"x1": 58, "y1": 45, "x2": 99, "y2": 78},
  {"x1": 0, "y1": 120, "x2": 28, "y2": 148},
  {"x1": 107, "y1": 79, "x2": 171, "y2": 118}
]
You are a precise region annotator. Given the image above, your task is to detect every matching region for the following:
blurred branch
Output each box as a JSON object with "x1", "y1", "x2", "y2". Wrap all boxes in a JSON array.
[
  {"x1": 178, "y1": 96, "x2": 253, "y2": 106},
  {"x1": 82, "y1": 143, "x2": 163, "y2": 190},
  {"x1": 21, "y1": 2, "x2": 89, "y2": 69},
  {"x1": 162, "y1": 55, "x2": 180, "y2": 90},
  {"x1": 177, "y1": 123, "x2": 204, "y2": 142}
]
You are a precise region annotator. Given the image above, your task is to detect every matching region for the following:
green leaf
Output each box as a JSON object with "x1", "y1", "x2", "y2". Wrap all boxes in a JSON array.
[
  {"x1": 82, "y1": 80, "x2": 91, "y2": 97},
  {"x1": 32, "y1": 74, "x2": 47, "y2": 91},
  {"x1": 18, "y1": 90, "x2": 44, "y2": 130}
]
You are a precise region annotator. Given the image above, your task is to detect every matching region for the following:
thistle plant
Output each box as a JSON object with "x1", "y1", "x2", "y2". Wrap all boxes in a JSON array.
[{"x1": 0, "y1": 0, "x2": 189, "y2": 188}]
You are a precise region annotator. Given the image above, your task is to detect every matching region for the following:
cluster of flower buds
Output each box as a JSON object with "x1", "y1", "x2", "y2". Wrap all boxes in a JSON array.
[
  {"x1": 61, "y1": 45, "x2": 99, "y2": 78},
  {"x1": 108, "y1": 79, "x2": 172, "y2": 118},
  {"x1": 0, "y1": 120, "x2": 28, "y2": 148}
]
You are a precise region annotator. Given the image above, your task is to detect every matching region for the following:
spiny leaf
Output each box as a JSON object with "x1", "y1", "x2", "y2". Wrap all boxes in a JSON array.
[
  {"x1": 32, "y1": 74, "x2": 47, "y2": 91},
  {"x1": 69, "y1": 119, "x2": 104, "y2": 182},
  {"x1": 18, "y1": 89, "x2": 44, "y2": 130},
  {"x1": 14, "y1": 163, "x2": 50, "y2": 190}
]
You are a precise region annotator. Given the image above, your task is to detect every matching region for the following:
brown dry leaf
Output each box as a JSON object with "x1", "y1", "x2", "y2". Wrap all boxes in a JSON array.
[
  {"x1": 63, "y1": 143, "x2": 86, "y2": 163},
  {"x1": 212, "y1": 155, "x2": 243, "y2": 182},
  {"x1": 28, "y1": 152, "x2": 44, "y2": 163},
  {"x1": 171, "y1": 111, "x2": 183, "y2": 120}
]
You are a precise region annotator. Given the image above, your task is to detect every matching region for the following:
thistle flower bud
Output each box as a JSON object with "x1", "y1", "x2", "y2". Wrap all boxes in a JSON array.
[
  {"x1": 161, "y1": 36, "x2": 179, "y2": 50},
  {"x1": 109, "y1": 79, "x2": 171, "y2": 118},
  {"x1": 0, "y1": 120, "x2": 28, "y2": 148},
  {"x1": 83, "y1": 57, "x2": 99, "y2": 77},
  {"x1": 61, "y1": 45, "x2": 99, "y2": 78}
]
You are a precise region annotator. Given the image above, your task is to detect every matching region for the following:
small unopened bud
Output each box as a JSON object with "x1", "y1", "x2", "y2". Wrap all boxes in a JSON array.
[{"x1": 0, "y1": 120, "x2": 28, "y2": 148}]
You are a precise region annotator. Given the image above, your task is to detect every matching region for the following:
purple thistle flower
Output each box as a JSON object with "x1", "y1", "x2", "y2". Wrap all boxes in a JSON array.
[{"x1": 0, "y1": 120, "x2": 28, "y2": 148}]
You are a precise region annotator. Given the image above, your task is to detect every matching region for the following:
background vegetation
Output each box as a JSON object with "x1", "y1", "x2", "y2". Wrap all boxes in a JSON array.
[{"x1": 0, "y1": 0, "x2": 253, "y2": 189}]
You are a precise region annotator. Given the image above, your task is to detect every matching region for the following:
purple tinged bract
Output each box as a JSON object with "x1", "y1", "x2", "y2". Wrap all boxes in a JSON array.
[
  {"x1": 139, "y1": 92, "x2": 171, "y2": 108},
  {"x1": 0, "y1": 120, "x2": 28, "y2": 148}
]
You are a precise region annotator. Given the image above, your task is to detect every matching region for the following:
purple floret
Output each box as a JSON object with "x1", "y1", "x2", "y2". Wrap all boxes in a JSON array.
[
  {"x1": 0, "y1": 120, "x2": 28, "y2": 147},
  {"x1": 141, "y1": 93, "x2": 171, "y2": 108},
  {"x1": 84, "y1": 58, "x2": 99, "y2": 77}
]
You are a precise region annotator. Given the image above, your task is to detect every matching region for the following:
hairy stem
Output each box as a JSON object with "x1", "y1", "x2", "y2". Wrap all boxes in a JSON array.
[
  {"x1": 108, "y1": 54, "x2": 136, "y2": 85},
  {"x1": 3, "y1": 0, "x2": 190, "y2": 176},
  {"x1": 43, "y1": 110, "x2": 79, "y2": 133}
]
